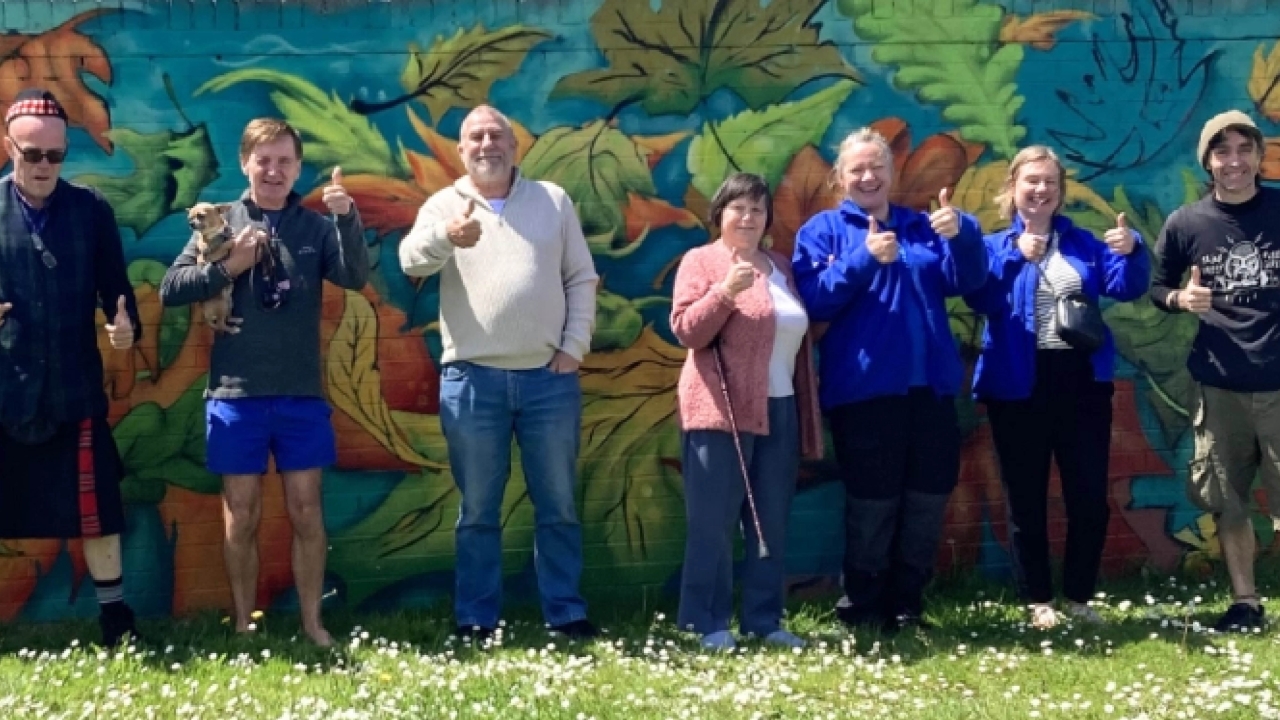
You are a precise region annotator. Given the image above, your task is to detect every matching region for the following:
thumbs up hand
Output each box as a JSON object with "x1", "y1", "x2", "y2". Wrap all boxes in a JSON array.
[
  {"x1": 1102, "y1": 212, "x2": 1136, "y2": 256},
  {"x1": 105, "y1": 296, "x2": 135, "y2": 350},
  {"x1": 322, "y1": 166, "x2": 354, "y2": 216},
  {"x1": 1177, "y1": 265, "x2": 1213, "y2": 314},
  {"x1": 865, "y1": 215, "x2": 899, "y2": 264},
  {"x1": 929, "y1": 187, "x2": 960, "y2": 239},
  {"x1": 446, "y1": 197, "x2": 483, "y2": 248},
  {"x1": 719, "y1": 248, "x2": 756, "y2": 298}
]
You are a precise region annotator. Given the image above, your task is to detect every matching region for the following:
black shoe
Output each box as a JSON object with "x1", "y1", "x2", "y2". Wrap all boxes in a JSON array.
[
  {"x1": 99, "y1": 604, "x2": 141, "y2": 647},
  {"x1": 1213, "y1": 602, "x2": 1266, "y2": 634},
  {"x1": 454, "y1": 624, "x2": 496, "y2": 642},
  {"x1": 835, "y1": 605, "x2": 882, "y2": 629},
  {"x1": 883, "y1": 612, "x2": 935, "y2": 634},
  {"x1": 550, "y1": 619, "x2": 599, "y2": 640}
]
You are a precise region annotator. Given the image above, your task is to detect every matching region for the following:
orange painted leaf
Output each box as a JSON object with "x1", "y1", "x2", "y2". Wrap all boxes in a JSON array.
[
  {"x1": 633, "y1": 131, "x2": 690, "y2": 169},
  {"x1": 304, "y1": 175, "x2": 426, "y2": 236},
  {"x1": 894, "y1": 133, "x2": 975, "y2": 211},
  {"x1": 1263, "y1": 137, "x2": 1280, "y2": 180},
  {"x1": 999, "y1": 11, "x2": 1095, "y2": 52},
  {"x1": 0, "y1": 9, "x2": 115, "y2": 160},
  {"x1": 772, "y1": 146, "x2": 840, "y2": 259},
  {"x1": 623, "y1": 193, "x2": 700, "y2": 243},
  {"x1": 404, "y1": 149, "x2": 456, "y2": 194}
]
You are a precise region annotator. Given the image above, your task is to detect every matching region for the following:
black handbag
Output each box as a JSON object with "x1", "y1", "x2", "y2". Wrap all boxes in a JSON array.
[{"x1": 1029, "y1": 240, "x2": 1106, "y2": 353}]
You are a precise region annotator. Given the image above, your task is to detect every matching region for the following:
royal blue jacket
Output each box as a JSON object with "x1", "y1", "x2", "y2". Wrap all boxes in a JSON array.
[
  {"x1": 792, "y1": 200, "x2": 986, "y2": 409},
  {"x1": 963, "y1": 214, "x2": 1151, "y2": 401}
]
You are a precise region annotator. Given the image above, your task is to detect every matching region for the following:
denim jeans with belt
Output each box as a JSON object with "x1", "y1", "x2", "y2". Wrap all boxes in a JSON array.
[{"x1": 439, "y1": 360, "x2": 588, "y2": 628}]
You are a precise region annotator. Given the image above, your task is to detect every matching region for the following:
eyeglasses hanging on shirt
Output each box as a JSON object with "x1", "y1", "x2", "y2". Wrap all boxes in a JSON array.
[
  {"x1": 15, "y1": 188, "x2": 57, "y2": 269},
  {"x1": 253, "y1": 211, "x2": 291, "y2": 311}
]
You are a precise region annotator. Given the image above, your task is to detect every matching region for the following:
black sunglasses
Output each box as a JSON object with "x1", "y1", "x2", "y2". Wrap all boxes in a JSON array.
[{"x1": 14, "y1": 146, "x2": 67, "y2": 165}]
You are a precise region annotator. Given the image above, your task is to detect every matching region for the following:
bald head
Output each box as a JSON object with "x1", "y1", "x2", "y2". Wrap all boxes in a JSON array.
[{"x1": 458, "y1": 105, "x2": 516, "y2": 197}]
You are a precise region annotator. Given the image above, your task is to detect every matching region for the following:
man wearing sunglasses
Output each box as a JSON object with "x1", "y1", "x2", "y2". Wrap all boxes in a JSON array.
[
  {"x1": 0, "y1": 89, "x2": 143, "y2": 646},
  {"x1": 160, "y1": 118, "x2": 368, "y2": 647}
]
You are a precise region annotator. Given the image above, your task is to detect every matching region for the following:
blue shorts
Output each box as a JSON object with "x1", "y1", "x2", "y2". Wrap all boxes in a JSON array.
[{"x1": 206, "y1": 397, "x2": 336, "y2": 475}]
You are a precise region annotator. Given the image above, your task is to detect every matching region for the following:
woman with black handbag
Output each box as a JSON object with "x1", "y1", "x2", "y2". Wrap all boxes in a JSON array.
[{"x1": 964, "y1": 145, "x2": 1150, "y2": 630}]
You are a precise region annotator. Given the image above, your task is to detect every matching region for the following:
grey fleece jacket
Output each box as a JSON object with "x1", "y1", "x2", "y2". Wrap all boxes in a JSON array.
[{"x1": 159, "y1": 190, "x2": 368, "y2": 398}]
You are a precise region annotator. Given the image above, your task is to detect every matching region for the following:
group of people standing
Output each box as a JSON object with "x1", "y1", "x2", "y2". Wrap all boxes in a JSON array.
[
  {"x1": 0, "y1": 86, "x2": 1273, "y2": 649},
  {"x1": 671, "y1": 111, "x2": 1277, "y2": 649}
]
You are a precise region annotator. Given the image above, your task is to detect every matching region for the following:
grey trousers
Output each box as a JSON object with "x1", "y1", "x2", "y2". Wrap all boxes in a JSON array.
[{"x1": 677, "y1": 397, "x2": 799, "y2": 636}]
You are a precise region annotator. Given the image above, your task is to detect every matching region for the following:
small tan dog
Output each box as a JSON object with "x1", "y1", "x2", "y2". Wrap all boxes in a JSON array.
[{"x1": 187, "y1": 202, "x2": 240, "y2": 334}]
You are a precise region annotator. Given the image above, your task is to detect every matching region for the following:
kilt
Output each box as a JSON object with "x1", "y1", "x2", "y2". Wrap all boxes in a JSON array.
[{"x1": 0, "y1": 415, "x2": 126, "y2": 539}]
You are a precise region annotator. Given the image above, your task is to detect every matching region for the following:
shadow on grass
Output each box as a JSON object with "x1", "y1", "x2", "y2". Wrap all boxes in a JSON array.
[{"x1": 0, "y1": 559, "x2": 1275, "y2": 668}]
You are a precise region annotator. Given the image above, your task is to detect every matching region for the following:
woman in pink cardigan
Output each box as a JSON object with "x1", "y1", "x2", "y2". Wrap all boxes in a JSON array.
[{"x1": 670, "y1": 173, "x2": 823, "y2": 650}]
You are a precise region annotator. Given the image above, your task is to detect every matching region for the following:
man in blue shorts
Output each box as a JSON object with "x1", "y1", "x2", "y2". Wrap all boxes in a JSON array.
[{"x1": 160, "y1": 118, "x2": 367, "y2": 646}]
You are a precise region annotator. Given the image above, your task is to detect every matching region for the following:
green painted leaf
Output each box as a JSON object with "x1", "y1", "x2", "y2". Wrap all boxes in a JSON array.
[
  {"x1": 837, "y1": 0, "x2": 1025, "y2": 159},
  {"x1": 578, "y1": 328, "x2": 688, "y2": 587},
  {"x1": 687, "y1": 80, "x2": 856, "y2": 199},
  {"x1": 195, "y1": 69, "x2": 401, "y2": 178},
  {"x1": 398, "y1": 25, "x2": 553, "y2": 124},
  {"x1": 75, "y1": 126, "x2": 218, "y2": 238},
  {"x1": 521, "y1": 121, "x2": 654, "y2": 248},
  {"x1": 112, "y1": 375, "x2": 220, "y2": 504},
  {"x1": 592, "y1": 290, "x2": 645, "y2": 352},
  {"x1": 553, "y1": 0, "x2": 861, "y2": 116},
  {"x1": 328, "y1": 460, "x2": 536, "y2": 609},
  {"x1": 127, "y1": 259, "x2": 190, "y2": 370},
  {"x1": 1064, "y1": 181, "x2": 1203, "y2": 447}
]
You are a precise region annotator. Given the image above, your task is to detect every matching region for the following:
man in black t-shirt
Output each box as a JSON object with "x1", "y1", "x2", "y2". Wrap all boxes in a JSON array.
[{"x1": 1152, "y1": 110, "x2": 1280, "y2": 634}]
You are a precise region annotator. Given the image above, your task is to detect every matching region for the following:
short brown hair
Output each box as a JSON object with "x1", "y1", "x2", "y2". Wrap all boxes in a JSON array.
[
  {"x1": 239, "y1": 118, "x2": 303, "y2": 161},
  {"x1": 708, "y1": 172, "x2": 773, "y2": 232},
  {"x1": 993, "y1": 145, "x2": 1066, "y2": 221}
]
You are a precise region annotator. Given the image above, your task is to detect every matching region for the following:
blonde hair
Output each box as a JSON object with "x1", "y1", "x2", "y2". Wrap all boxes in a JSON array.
[
  {"x1": 239, "y1": 118, "x2": 302, "y2": 162},
  {"x1": 829, "y1": 127, "x2": 894, "y2": 190},
  {"x1": 994, "y1": 145, "x2": 1066, "y2": 221}
]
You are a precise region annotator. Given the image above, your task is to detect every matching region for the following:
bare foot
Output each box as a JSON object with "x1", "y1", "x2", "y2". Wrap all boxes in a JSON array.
[{"x1": 304, "y1": 625, "x2": 333, "y2": 648}]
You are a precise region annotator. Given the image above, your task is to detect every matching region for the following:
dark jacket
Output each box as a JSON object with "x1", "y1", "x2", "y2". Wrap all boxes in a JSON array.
[
  {"x1": 0, "y1": 177, "x2": 140, "y2": 429},
  {"x1": 159, "y1": 191, "x2": 367, "y2": 398}
]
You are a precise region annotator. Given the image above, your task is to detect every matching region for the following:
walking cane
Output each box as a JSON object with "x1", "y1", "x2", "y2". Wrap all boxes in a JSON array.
[{"x1": 710, "y1": 339, "x2": 770, "y2": 559}]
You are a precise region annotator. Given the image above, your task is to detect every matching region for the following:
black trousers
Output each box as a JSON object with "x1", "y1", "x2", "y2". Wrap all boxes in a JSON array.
[
  {"x1": 985, "y1": 349, "x2": 1113, "y2": 604},
  {"x1": 828, "y1": 388, "x2": 960, "y2": 619}
]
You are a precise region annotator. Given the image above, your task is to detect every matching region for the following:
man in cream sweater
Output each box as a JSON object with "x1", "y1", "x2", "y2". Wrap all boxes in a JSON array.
[{"x1": 399, "y1": 105, "x2": 599, "y2": 641}]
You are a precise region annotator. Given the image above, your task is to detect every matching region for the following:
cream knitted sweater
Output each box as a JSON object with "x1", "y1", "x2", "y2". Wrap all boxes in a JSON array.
[{"x1": 399, "y1": 172, "x2": 598, "y2": 368}]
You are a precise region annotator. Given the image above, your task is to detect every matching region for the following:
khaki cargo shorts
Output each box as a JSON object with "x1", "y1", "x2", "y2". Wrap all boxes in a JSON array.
[{"x1": 1188, "y1": 384, "x2": 1280, "y2": 529}]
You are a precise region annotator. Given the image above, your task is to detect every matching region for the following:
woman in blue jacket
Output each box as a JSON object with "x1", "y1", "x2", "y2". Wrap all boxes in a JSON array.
[
  {"x1": 793, "y1": 127, "x2": 987, "y2": 631},
  {"x1": 964, "y1": 145, "x2": 1149, "y2": 630}
]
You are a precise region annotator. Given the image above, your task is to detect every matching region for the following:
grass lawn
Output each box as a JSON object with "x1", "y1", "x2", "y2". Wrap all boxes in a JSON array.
[{"x1": 0, "y1": 568, "x2": 1277, "y2": 719}]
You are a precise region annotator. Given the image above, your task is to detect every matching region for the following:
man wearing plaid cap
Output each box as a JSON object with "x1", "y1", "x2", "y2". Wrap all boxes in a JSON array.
[{"x1": 0, "y1": 89, "x2": 142, "y2": 645}]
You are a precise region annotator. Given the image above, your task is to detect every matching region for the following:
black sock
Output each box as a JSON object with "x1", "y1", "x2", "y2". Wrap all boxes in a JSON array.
[{"x1": 94, "y1": 576, "x2": 124, "y2": 612}]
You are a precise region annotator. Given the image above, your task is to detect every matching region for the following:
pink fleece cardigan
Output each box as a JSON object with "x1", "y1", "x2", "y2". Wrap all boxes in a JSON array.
[{"x1": 670, "y1": 243, "x2": 824, "y2": 460}]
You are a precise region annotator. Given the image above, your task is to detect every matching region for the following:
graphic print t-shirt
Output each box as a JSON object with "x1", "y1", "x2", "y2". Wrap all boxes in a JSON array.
[{"x1": 1153, "y1": 186, "x2": 1280, "y2": 391}]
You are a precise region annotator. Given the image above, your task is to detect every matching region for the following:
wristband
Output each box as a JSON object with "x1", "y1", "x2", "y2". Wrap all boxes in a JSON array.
[{"x1": 213, "y1": 260, "x2": 233, "y2": 282}]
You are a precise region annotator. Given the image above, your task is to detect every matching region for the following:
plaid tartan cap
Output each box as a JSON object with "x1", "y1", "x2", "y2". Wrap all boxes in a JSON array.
[{"x1": 5, "y1": 89, "x2": 68, "y2": 126}]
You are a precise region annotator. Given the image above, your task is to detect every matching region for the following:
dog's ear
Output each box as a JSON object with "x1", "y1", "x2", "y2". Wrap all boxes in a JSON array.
[{"x1": 215, "y1": 203, "x2": 233, "y2": 216}]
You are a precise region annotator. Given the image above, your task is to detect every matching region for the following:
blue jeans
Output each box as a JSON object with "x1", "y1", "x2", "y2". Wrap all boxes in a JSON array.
[
  {"x1": 438, "y1": 361, "x2": 587, "y2": 628},
  {"x1": 678, "y1": 397, "x2": 799, "y2": 637}
]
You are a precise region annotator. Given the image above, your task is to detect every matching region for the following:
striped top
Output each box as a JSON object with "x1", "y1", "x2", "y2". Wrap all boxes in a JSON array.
[{"x1": 1033, "y1": 232, "x2": 1084, "y2": 349}]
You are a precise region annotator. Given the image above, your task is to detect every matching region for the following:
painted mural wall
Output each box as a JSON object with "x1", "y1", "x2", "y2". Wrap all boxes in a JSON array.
[{"x1": 1, "y1": 0, "x2": 1277, "y2": 621}]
